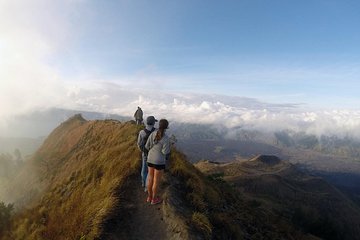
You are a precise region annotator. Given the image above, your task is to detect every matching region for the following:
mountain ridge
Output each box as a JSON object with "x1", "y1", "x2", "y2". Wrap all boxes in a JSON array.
[
  {"x1": 196, "y1": 156, "x2": 360, "y2": 240},
  {"x1": 3, "y1": 116, "x2": 140, "y2": 239},
  {"x1": 2, "y1": 115, "x2": 360, "y2": 239}
]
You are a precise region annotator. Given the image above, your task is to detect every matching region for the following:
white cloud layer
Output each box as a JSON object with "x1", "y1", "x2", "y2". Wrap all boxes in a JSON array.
[
  {"x1": 55, "y1": 82, "x2": 360, "y2": 139},
  {"x1": 1, "y1": 73, "x2": 360, "y2": 138}
]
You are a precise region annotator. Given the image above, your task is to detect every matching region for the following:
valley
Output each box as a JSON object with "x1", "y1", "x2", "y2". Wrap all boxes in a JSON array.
[{"x1": 1, "y1": 112, "x2": 360, "y2": 239}]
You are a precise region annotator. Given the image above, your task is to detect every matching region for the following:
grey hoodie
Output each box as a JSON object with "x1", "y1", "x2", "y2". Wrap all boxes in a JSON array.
[
  {"x1": 137, "y1": 125, "x2": 156, "y2": 151},
  {"x1": 145, "y1": 130, "x2": 170, "y2": 166}
]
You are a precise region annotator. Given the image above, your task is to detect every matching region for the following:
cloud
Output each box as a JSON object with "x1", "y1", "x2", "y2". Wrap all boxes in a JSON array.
[
  {"x1": 1, "y1": 67, "x2": 360, "y2": 138},
  {"x1": 0, "y1": 0, "x2": 82, "y2": 121},
  {"x1": 58, "y1": 82, "x2": 360, "y2": 139},
  {"x1": 1, "y1": 1, "x2": 359, "y2": 139}
]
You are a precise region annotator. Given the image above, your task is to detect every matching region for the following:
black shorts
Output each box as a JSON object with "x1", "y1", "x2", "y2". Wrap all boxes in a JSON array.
[{"x1": 147, "y1": 162, "x2": 165, "y2": 170}]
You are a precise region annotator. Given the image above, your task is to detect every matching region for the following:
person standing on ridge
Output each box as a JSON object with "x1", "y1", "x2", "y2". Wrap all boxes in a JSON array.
[
  {"x1": 134, "y1": 106, "x2": 143, "y2": 125},
  {"x1": 145, "y1": 119, "x2": 170, "y2": 205},
  {"x1": 137, "y1": 116, "x2": 158, "y2": 191}
]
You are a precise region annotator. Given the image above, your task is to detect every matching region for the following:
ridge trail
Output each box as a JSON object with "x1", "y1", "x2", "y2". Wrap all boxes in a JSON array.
[{"x1": 108, "y1": 175, "x2": 168, "y2": 240}]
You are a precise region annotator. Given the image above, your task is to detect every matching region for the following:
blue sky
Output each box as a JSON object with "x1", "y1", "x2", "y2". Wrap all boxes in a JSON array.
[
  {"x1": 1, "y1": 0, "x2": 360, "y2": 134},
  {"x1": 48, "y1": 0, "x2": 360, "y2": 108}
]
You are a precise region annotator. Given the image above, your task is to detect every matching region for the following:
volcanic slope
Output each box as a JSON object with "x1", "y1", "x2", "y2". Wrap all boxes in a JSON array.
[
  {"x1": 196, "y1": 155, "x2": 360, "y2": 240},
  {"x1": 3, "y1": 116, "x2": 330, "y2": 239}
]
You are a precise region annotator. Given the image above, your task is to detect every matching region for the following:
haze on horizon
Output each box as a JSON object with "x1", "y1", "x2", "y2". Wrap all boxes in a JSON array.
[{"x1": 1, "y1": 0, "x2": 360, "y2": 138}]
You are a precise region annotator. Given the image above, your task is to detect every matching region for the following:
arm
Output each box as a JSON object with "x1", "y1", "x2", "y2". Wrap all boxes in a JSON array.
[{"x1": 137, "y1": 131, "x2": 143, "y2": 150}]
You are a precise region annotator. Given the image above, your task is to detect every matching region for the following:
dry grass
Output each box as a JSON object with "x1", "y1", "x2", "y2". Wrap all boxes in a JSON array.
[
  {"x1": 166, "y1": 149, "x2": 244, "y2": 239},
  {"x1": 191, "y1": 212, "x2": 212, "y2": 239},
  {"x1": 166, "y1": 148, "x2": 300, "y2": 239},
  {"x1": 6, "y1": 118, "x2": 142, "y2": 240},
  {"x1": 3, "y1": 116, "x2": 314, "y2": 240},
  {"x1": 169, "y1": 150, "x2": 222, "y2": 208}
]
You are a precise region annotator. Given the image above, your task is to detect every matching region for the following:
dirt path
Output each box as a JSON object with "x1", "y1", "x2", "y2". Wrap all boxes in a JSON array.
[{"x1": 108, "y1": 175, "x2": 168, "y2": 240}]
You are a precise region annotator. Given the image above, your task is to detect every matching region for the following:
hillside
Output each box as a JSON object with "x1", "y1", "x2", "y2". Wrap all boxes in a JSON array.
[
  {"x1": 2, "y1": 115, "x2": 359, "y2": 239},
  {"x1": 195, "y1": 155, "x2": 360, "y2": 240},
  {"x1": 4, "y1": 108, "x2": 360, "y2": 195}
]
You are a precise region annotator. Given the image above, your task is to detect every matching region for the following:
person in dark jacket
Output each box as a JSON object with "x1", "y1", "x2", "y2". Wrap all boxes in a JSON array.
[
  {"x1": 134, "y1": 106, "x2": 143, "y2": 125},
  {"x1": 137, "y1": 116, "x2": 157, "y2": 191}
]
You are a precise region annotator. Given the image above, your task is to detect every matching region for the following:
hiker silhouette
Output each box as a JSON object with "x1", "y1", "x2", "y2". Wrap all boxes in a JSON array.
[{"x1": 134, "y1": 107, "x2": 143, "y2": 125}]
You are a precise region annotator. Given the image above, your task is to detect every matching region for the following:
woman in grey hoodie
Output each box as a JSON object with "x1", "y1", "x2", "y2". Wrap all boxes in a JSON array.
[{"x1": 145, "y1": 119, "x2": 170, "y2": 205}]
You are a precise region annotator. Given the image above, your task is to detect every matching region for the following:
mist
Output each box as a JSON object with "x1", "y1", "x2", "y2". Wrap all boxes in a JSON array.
[
  {"x1": 48, "y1": 82, "x2": 360, "y2": 139},
  {"x1": 1, "y1": 81, "x2": 360, "y2": 140}
]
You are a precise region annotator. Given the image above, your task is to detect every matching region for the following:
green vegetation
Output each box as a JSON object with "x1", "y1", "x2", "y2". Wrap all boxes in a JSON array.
[
  {"x1": 207, "y1": 172, "x2": 225, "y2": 183},
  {"x1": 0, "y1": 201, "x2": 13, "y2": 236}
]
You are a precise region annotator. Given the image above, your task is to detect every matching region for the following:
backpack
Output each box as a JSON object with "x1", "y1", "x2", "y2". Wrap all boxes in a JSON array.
[{"x1": 140, "y1": 128, "x2": 155, "y2": 155}]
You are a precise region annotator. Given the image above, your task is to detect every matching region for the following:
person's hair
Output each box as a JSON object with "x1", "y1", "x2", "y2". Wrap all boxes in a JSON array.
[{"x1": 155, "y1": 119, "x2": 169, "y2": 142}]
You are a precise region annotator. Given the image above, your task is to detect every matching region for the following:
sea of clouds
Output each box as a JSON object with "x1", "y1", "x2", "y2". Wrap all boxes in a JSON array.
[
  {"x1": 1, "y1": 80, "x2": 360, "y2": 139},
  {"x1": 69, "y1": 83, "x2": 360, "y2": 139}
]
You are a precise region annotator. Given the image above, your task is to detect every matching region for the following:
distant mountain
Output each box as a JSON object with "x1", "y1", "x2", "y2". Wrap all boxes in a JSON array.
[
  {"x1": 171, "y1": 123, "x2": 360, "y2": 204},
  {"x1": 4, "y1": 108, "x2": 360, "y2": 170},
  {"x1": 3, "y1": 108, "x2": 360, "y2": 209},
  {"x1": 195, "y1": 155, "x2": 360, "y2": 240},
  {"x1": 274, "y1": 129, "x2": 360, "y2": 159},
  {"x1": 0, "y1": 108, "x2": 130, "y2": 138},
  {"x1": 2, "y1": 115, "x2": 351, "y2": 239}
]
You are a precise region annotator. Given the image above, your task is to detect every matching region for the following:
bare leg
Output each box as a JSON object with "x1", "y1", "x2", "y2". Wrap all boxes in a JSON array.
[
  {"x1": 152, "y1": 169, "x2": 163, "y2": 199},
  {"x1": 147, "y1": 166, "x2": 154, "y2": 200}
]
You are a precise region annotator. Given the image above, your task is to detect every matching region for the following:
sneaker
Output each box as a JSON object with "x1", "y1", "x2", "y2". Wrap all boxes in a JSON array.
[
  {"x1": 151, "y1": 197, "x2": 162, "y2": 205},
  {"x1": 146, "y1": 196, "x2": 152, "y2": 203},
  {"x1": 144, "y1": 188, "x2": 147, "y2": 193}
]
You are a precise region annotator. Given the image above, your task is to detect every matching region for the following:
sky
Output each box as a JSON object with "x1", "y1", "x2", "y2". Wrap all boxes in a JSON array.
[{"x1": 1, "y1": 0, "x2": 360, "y2": 137}]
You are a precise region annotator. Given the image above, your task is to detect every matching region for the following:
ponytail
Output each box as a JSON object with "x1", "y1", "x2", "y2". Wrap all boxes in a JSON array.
[{"x1": 155, "y1": 119, "x2": 169, "y2": 142}]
